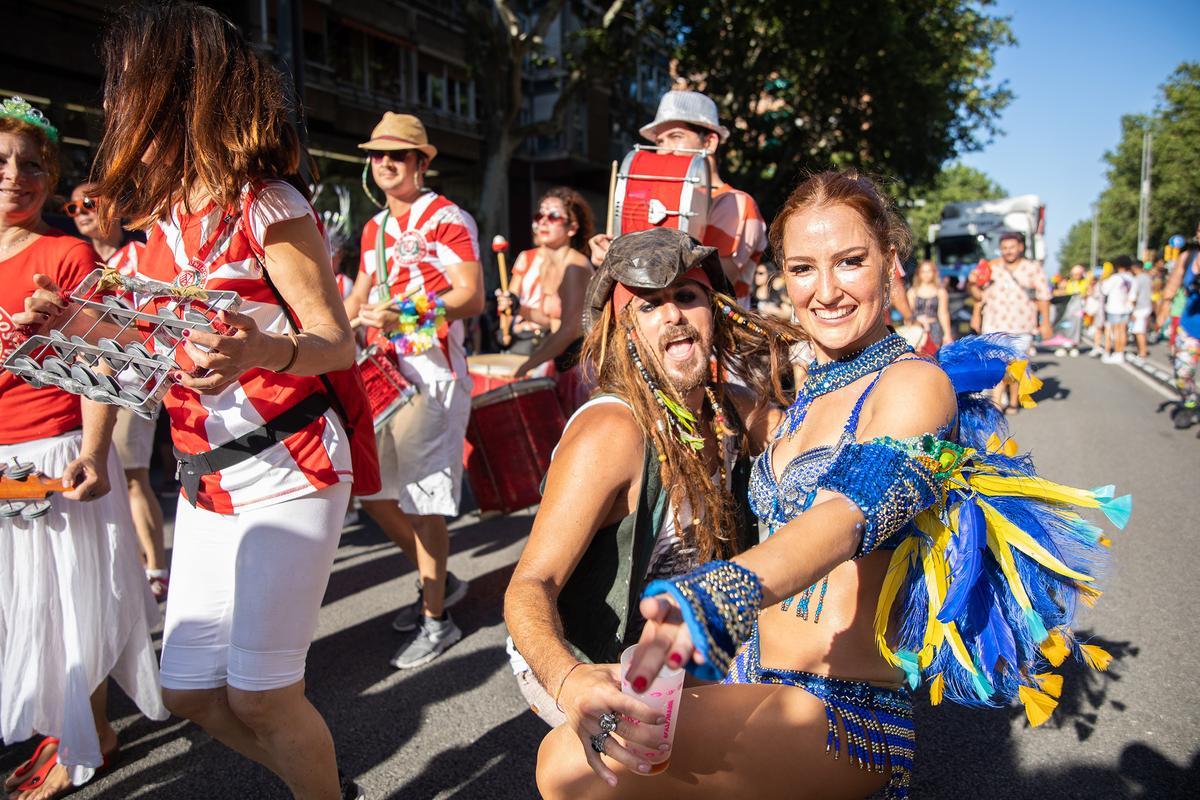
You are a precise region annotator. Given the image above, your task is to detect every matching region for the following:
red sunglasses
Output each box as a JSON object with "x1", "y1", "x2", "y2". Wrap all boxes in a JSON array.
[
  {"x1": 533, "y1": 210, "x2": 567, "y2": 225},
  {"x1": 63, "y1": 197, "x2": 98, "y2": 217}
]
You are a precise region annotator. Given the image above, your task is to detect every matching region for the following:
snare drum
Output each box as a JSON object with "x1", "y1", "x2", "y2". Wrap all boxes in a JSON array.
[
  {"x1": 464, "y1": 378, "x2": 567, "y2": 513},
  {"x1": 357, "y1": 344, "x2": 416, "y2": 429},
  {"x1": 611, "y1": 147, "x2": 711, "y2": 238}
]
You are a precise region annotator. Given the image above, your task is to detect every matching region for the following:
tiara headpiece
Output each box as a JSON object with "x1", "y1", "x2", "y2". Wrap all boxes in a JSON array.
[{"x1": 0, "y1": 97, "x2": 59, "y2": 142}]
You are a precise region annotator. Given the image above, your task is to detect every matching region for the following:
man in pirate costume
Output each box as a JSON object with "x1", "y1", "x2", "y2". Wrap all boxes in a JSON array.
[
  {"x1": 504, "y1": 227, "x2": 792, "y2": 781},
  {"x1": 346, "y1": 113, "x2": 484, "y2": 669}
]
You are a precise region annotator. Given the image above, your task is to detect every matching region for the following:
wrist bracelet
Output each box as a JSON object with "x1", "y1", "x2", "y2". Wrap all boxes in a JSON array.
[
  {"x1": 279, "y1": 332, "x2": 300, "y2": 373},
  {"x1": 554, "y1": 662, "x2": 585, "y2": 713}
]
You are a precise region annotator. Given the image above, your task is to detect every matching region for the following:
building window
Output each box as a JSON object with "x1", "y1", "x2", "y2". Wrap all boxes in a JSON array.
[
  {"x1": 330, "y1": 22, "x2": 366, "y2": 88},
  {"x1": 368, "y1": 38, "x2": 403, "y2": 99}
]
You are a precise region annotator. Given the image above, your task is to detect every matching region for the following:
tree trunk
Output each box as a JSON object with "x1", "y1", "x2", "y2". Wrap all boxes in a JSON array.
[{"x1": 477, "y1": 128, "x2": 520, "y2": 294}]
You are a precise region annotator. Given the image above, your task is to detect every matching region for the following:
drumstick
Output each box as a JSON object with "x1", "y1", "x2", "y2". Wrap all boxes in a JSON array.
[
  {"x1": 493, "y1": 235, "x2": 513, "y2": 348},
  {"x1": 606, "y1": 159, "x2": 617, "y2": 238}
]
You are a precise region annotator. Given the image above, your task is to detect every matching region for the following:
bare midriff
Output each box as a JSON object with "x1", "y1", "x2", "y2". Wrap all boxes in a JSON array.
[{"x1": 754, "y1": 549, "x2": 904, "y2": 687}]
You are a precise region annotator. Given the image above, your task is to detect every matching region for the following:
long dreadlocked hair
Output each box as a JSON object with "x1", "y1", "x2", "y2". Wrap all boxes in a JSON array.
[{"x1": 580, "y1": 290, "x2": 799, "y2": 562}]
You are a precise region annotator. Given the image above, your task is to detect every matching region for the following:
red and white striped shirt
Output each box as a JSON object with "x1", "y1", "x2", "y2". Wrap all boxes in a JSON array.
[
  {"x1": 358, "y1": 192, "x2": 479, "y2": 385},
  {"x1": 105, "y1": 239, "x2": 144, "y2": 276},
  {"x1": 703, "y1": 185, "x2": 767, "y2": 306},
  {"x1": 138, "y1": 180, "x2": 352, "y2": 514}
]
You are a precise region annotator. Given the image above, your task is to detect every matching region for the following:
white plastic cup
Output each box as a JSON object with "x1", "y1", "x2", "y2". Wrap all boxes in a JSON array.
[{"x1": 620, "y1": 644, "x2": 685, "y2": 772}]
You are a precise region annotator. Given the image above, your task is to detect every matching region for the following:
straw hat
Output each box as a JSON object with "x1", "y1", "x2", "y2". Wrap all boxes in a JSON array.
[
  {"x1": 358, "y1": 113, "x2": 438, "y2": 162},
  {"x1": 639, "y1": 90, "x2": 730, "y2": 144}
]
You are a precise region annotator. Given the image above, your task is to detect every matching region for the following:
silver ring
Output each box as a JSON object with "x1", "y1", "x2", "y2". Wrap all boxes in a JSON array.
[
  {"x1": 598, "y1": 712, "x2": 619, "y2": 734},
  {"x1": 589, "y1": 732, "x2": 609, "y2": 754}
]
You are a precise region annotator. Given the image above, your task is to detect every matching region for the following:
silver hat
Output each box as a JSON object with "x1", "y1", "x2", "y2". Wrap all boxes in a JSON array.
[{"x1": 639, "y1": 90, "x2": 730, "y2": 144}]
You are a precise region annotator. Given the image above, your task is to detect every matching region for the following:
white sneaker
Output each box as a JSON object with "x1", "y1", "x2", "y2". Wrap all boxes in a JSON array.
[
  {"x1": 1069, "y1": 348, "x2": 1080, "y2": 357},
  {"x1": 1089, "y1": 349, "x2": 1104, "y2": 358},
  {"x1": 1054, "y1": 348, "x2": 1067, "y2": 357}
]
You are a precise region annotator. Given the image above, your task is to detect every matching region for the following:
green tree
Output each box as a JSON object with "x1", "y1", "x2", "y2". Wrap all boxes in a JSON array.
[
  {"x1": 1056, "y1": 217, "x2": 1093, "y2": 273},
  {"x1": 649, "y1": 0, "x2": 1014, "y2": 215},
  {"x1": 1085, "y1": 63, "x2": 1200, "y2": 262},
  {"x1": 462, "y1": 1, "x2": 639, "y2": 252},
  {"x1": 901, "y1": 163, "x2": 1006, "y2": 249}
]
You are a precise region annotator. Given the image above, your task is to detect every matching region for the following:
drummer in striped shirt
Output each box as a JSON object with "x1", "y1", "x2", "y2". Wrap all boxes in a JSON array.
[
  {"x1": 591, "y1": 90, "x2": 767, "y2": 308},
  {"x1": 345, "y1": 112, "x2": 484, "y2": 670}
]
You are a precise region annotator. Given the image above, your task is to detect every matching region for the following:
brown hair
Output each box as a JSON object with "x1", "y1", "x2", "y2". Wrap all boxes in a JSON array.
[
  {"x1": 0, "y1": 116, "x2": 60, "y2": 193},
  {"x1": 92, "y1": 2, "x2": 309, "y2": 229},
  {"x1": 580, "y1": 291, "x2": 794, "y2": 562},
  {"x1": 768, "y1": 170, "x2": 912, "y2": 269},
  {"x1": 541, "y1": 186, "x2": 595, "y2": 256}
]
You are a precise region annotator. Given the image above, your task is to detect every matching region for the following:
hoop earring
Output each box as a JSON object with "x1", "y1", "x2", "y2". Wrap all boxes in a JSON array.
[
  {"x1": 790, "y1": 309, "x2": 798, "y2": 324},
  {"x1": 361, "y1": 161, "x2": 385, "y2": 209}
]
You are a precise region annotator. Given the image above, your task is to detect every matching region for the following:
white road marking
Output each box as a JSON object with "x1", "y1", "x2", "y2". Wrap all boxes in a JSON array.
[{"x1": 1119, "y1": 360, "x2": 1177, "y2": 401}]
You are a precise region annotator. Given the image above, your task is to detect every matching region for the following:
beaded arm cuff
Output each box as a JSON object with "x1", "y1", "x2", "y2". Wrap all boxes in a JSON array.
[
  {"x1": 643, "y1": 561, "x2": 764, "y2": 682},
  {"x1": 816, "y1": 438, "x2": 943, "y2": 558}
]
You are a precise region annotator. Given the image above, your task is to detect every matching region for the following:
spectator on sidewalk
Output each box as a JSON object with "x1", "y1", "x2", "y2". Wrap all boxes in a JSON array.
[
  {"x1": 1130, "y1": 261, "x2": 1154, "y2": 360},
  {"x1": 1100, "y1": 256, "x2": 1137, "y2": 364}
]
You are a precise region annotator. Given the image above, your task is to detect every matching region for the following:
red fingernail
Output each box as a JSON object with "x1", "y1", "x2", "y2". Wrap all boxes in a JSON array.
[
  {"x1": 632, "y1": 676, "x2": 647, "y2": 693},
  {"x1": 668, "y1": 652, "x2": 682, "y2": 667},
  {"x1": 182, "y1": 329, "x2": 190, "y2": 338}
]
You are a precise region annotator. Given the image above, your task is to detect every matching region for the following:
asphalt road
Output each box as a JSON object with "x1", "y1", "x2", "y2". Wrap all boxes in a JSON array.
[{"x1": 9, "y1": 341, "x2": 1198, "y2": 799}]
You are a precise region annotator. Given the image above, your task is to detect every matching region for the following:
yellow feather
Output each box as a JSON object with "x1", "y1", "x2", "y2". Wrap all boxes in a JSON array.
[
  {"x1": 1018, "y1": 685, "x2": 1058, "y2": 727},
  {"x1": 1075, "y1": 583, "x2": 1102, "y2": 608},
  {"x1": 1080, "y1": 644, "x2": 1113, "y2": 671},
  {"x1": 969, "y1": 473, "x2": 1102, "y2": 510},
  {"x1": 984, "y1": 509, "x2": 1035, "y2": 614},
  {"x1": 1006, "y1": 360, "x2": 1044, "y2": 408},
  {"x1": 977, "y1": 500, "x2": 1094, "y2": 582},
  {"x1": 929, "y1": 673, "x2": 945, "y2": 706},
  {"x1": 1099, "y1": 535, "x2": 1112, "y2": 548},
  {"x1": 1040, "y1": 629, "x2": 1070, "y2": 667},
  {"x1": 943, "y1": 620, "x2": 978, "y2": 674},
  {"x1": 874, "y1": 538, "x2": 918, "y2": 667},
  {"x1": 1034, "y1": 672, "x2": 1064, "y2": 698},
  {"x1": 986, "y1": 433, "x2": 1003, "y2": 453},
  {"x1": 919, "y1": 541, "x2": 948, "y2": 669}
]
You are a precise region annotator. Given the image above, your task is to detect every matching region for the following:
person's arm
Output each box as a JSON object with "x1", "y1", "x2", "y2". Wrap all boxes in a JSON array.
[
  {"x1": 937, "y1": 287, "x2": 954, "y2": 343},
  {"x1": 1157, "y1": 252, "x2": 1188, "y2": 322},
  {"x1": 515, "y1": 259, "x2": 589, "y2": 377},
  {"x1": 504, "y1": 404, "x2": 666, "y2": 780},
  {"x1": 625, "y1": 360, "x2": 958, "y2": 684},
  {"x1": 61, "y1": 398, "x2": 118, "y2": 501},
  {"x1": 344, "y1": 267, "x2": 372, "y2": 322},
  {"x1": 178, "y1": 215, "x2": 355, "y2": 391},
  {"x1": 725, "y1": 383, "x2": 782, "y2": 456}
]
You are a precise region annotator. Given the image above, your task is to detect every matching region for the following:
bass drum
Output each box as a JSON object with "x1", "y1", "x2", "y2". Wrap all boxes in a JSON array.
[{"x1": 611, "y1": 146, "x2": 711, "y2": 239}]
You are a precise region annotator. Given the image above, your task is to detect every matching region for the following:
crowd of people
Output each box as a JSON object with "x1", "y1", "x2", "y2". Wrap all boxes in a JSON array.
[{"x1": 0, "y1": 3, "x2": 1146, "y2": 800}]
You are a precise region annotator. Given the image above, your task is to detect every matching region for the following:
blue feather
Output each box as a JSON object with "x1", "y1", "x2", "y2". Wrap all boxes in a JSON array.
[
  {"x1": 935, "y1": 334, "x2": 1023, "y2": 395},
  {"x1": 939, "y1": 495, "x2": 986, "y2": 622}
]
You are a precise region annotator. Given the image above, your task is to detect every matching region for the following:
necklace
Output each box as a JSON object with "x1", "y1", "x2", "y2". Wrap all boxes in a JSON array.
[
  {"x1": 783, "y1": 332, "x2": 913, "y2": 438},
  {"x1": 0, "y1": 229, "x2": 35, "y2": 260}
]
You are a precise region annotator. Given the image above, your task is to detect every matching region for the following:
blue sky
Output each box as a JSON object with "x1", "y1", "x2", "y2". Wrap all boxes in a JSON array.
[{"x1": 959, "y1": 0, "x2": 1200, "y2": 272}]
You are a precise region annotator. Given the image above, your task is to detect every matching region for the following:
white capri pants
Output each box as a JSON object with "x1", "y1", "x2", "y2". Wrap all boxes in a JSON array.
[{"x1": 160, "y1": 481, "x2": 352, "y2": 692}]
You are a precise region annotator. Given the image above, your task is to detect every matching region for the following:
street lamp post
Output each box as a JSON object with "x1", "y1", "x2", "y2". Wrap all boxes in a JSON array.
[
  {"x1": 1089, "y1": 201, "x2": 1099, "y2": 270},
  {"x1": 1136, "y1": 127, "x2": 1152, "y2": 259}
]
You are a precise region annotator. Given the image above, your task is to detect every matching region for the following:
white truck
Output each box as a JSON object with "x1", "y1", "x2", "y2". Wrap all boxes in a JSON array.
[{"x1": 929, "y1": 195, "x2": 1046, "y2": 288}]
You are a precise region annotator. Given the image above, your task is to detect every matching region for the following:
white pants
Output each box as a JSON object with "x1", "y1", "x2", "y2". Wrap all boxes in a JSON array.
[{"x1": 160, "y1": 481, "x2": 351, "y2": 692}]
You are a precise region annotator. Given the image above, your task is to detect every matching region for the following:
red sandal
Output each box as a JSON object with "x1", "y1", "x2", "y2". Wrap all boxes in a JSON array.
[
  {"x1": 14, "y1": 752, "x2": 58, "y2": 794},
  {"x1": 5, "y1": 736, "x2": 58, "y2": 791}
]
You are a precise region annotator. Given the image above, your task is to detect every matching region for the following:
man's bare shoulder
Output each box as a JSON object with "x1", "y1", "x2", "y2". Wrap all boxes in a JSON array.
[{"x1": 553, "y1": 399, "x2": 645, "y2": 472}]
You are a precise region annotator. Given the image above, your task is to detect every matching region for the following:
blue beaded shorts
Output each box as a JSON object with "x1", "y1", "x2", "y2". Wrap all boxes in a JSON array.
[{"x1": 724, "y1": 627, "x2": 914, "y2": 800}]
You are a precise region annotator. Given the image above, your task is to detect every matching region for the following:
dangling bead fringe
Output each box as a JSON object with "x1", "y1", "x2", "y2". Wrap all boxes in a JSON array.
[{"x1": 718, "y1": 299, "x2": 768, "y2": 336}]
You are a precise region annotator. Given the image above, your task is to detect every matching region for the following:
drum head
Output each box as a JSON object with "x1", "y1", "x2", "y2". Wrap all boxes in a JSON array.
[{"x1": 467, "y1": 353, "x2": 526, "y2": 377}]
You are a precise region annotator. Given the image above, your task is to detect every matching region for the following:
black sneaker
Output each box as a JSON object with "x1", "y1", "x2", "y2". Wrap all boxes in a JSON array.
[
  {"x1": 1171, "y1": 404, "x2": 1197, "y2": 429},
  {"x1": 339, "y1": 771, "x2": 366, "y2": 800}
]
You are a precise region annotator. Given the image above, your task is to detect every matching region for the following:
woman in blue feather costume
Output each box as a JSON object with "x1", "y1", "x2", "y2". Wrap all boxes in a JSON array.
[{"x1": 536, "y1": 171, "x2": 1128, "y2": 800}]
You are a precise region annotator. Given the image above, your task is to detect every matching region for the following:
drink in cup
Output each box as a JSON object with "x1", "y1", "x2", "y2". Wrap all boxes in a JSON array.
[{"x1": 620, "y1": 644, "x2": 685, "y2": 775}]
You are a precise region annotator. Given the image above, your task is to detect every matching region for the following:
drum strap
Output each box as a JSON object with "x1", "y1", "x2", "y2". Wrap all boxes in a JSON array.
[
  {"x1": 375, "y1": 208, "x2": 392, "y2": 298},
  {"x1": 174, "y1": 392, "x2": 330, "y2": 506}
]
